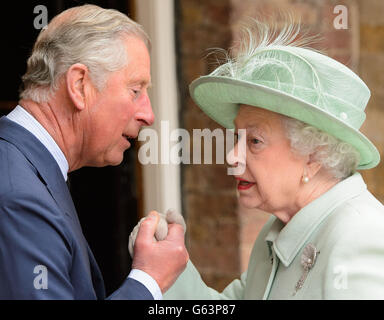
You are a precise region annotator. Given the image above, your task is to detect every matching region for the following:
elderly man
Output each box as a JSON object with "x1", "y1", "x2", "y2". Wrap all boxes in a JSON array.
[{"x1": 0, "y1": 5, "x2": 188, "y2": 299}]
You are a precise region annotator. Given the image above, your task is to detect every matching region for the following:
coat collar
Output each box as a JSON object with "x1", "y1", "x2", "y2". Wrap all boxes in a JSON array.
[
  {"x1": 0, "y1": 116, "x2": 77, "y2": 220},
  {"x1": 265, "y1": 172, "x2": 367, "y2": 267}
]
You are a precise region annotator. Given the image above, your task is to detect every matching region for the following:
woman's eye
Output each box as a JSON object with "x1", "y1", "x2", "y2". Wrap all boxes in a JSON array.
[
  {"x1": 247, "y1": 136, "x2": 263, "y2": 150},
  {"x1": 250, "y1": 138, "x2": 261, "y2": 144}
]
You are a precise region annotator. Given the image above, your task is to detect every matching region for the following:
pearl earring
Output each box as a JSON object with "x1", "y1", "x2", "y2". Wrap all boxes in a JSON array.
[{"x1": 302, "y1": 175, "x2": 309, "y2": 183}]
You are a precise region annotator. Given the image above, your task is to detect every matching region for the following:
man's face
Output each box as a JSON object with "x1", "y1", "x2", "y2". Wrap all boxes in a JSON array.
[{"x1": 82, "y1": 36, "x2": 154, "y2": 167}]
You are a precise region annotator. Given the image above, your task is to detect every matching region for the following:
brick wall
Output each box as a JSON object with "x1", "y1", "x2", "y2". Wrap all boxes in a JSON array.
[
  {"x1": 176, "y1": 0, "x2": 383, "y2": 291},
  {"x1": 176, "y1": 0, "x2": 239, "y2": 291},
  {"x1": 359, "y1": 0, "x2": 384, "y2": 203}
]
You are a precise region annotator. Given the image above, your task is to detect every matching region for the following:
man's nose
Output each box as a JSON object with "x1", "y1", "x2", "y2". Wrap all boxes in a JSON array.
[{"x1": 136, "y1": 93, "x2": 155, "y2": 126}]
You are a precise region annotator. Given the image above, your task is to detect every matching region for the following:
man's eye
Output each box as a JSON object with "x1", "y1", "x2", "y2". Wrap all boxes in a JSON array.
[{"x1": 131, "y1": 89, "x2": 141, "y2": 98}]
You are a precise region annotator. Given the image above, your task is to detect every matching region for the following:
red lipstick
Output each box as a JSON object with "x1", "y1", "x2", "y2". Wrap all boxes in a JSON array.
[{"x1": 236, "y1": 178, "x2": 255, "y2": 190}]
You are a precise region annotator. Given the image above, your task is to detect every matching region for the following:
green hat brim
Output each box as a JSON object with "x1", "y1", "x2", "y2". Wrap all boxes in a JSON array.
[{"x1": 190, "y1": 76, "x2": 380, "y2": 170}]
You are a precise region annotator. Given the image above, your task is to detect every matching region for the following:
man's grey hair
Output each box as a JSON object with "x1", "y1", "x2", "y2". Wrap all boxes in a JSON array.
[{"x1": 20, "y1": 4, "x2": 150, "y2": 103}]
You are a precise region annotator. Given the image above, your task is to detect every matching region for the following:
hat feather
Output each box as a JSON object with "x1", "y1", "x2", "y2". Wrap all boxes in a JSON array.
[{"x1": 208, "y1": 18, "x2": 366, "y2": 123}]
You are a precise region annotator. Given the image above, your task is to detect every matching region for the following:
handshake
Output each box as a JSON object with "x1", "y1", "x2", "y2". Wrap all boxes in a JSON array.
[
  {"x1": 128, "y1": 209, "x2": 188, "y2": 293},
  {"x1": 128, "y1": 208, "x2": 186, "y2": 257}
]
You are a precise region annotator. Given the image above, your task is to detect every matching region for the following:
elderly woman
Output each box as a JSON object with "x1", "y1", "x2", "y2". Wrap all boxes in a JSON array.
[{"x1": 161, "y1": 22, "x2": 384, "y2": 300}]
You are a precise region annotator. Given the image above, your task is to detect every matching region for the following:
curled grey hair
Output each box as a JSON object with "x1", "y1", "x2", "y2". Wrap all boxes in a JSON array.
[
  {"x1": 282, "y1": 116, "x2": 360, "y2": 180},
  {"x1": 20, "y1": 4, "x2": 150, "y2": 103}
]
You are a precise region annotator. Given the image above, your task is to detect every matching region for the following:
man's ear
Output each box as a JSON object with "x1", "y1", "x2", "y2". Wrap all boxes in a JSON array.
[{"x1": 66, "y1": 63, "x2": 92, "y2": 111}]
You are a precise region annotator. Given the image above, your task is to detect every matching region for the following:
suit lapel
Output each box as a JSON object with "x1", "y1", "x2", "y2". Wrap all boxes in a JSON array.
[
  {"x1": 45, "y1": 167, "x2": 81, "y2": 224},
  {"x1": 0, "y1": 116, "x2": 106, "y2": 298}
]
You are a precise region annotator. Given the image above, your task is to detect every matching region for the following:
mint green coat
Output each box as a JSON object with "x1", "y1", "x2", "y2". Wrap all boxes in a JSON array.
[{"x1": 164, "y1": 173, "x2": 384, "y2": 299}]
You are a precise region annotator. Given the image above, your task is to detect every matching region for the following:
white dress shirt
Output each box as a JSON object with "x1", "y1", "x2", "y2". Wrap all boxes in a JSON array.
[{"x1": 6, "y1": 105, "x2": 162, "y2": 300}]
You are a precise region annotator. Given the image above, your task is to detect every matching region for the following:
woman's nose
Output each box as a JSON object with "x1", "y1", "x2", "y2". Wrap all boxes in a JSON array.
[
  {"x1": 226, "y1": 131, "x2": 246, "y2": 175},
  {"x1": 226, "y1": 144, "x2": 238, "y2": 167}
]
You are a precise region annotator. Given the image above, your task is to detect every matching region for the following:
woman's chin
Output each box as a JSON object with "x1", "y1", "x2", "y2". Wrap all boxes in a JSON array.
[{"x1": 238, "y1": 196, "x2": 263, "y2": 210}]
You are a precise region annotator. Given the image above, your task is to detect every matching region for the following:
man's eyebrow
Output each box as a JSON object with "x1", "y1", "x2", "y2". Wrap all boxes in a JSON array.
[
  {"x1": 139, "y1": 79, "x2": 152, "y2": 88},
  {"x1": 129, "y1": 79, "x2": 152, "y2": 89}
]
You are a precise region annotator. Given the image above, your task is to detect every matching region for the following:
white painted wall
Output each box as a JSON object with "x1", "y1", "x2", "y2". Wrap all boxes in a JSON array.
[{"x1": 135, "y1": 0, "x2": 182, "y2": 216}]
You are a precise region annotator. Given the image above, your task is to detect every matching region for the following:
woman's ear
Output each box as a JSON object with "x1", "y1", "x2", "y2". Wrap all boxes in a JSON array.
[
  {"x1": 306, "y1": 154, "x2": 322, "y2": 179},
  {"x1": 66, "y1": 63, "x2": 91, "y2": 111}
]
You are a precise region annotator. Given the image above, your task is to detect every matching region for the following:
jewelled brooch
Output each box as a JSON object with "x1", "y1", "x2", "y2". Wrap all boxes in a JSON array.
[{"x1": 293, "y1": 243, "x2": 320, "y2": 296}]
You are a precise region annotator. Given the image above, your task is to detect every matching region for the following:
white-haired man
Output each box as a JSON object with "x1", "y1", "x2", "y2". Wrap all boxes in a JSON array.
[{"x1": 0, "y1": 5, "x2": 188, "y2": 299}]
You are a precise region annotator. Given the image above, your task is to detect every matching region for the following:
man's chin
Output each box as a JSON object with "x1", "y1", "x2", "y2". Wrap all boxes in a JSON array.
[
  {"x1": 108, "y1": 155, "x2": 125, "y2": 167},
  {"x1": 94, "y1": 153, "x2": 125, "y2": 168}
]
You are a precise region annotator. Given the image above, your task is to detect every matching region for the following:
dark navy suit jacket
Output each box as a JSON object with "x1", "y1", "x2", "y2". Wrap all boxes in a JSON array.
[{"x1": 0, "y1": 117, "x2": 153, "y2": 299}]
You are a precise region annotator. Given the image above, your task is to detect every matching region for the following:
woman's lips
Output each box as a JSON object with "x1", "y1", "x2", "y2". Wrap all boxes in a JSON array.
[{"x1": 236, "y1": 178, "x2": 255, "y2": 190}]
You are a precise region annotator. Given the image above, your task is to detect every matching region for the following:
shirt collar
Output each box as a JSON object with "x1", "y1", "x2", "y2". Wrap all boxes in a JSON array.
[
  {"x1": 6, "y1": 105, "x2": 69, "y2": 181},
  {"x1": 265, "y1": 172, "x2": 367, "y2": 267}
]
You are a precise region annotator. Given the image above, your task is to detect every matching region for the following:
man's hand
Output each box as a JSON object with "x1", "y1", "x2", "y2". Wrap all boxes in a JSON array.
[
  {"x1": 128, "y1": 208, "x2": 186, "y2": 257},
  {"x1": 131, "y1": 211, "x2": 189, "y2": 293}
]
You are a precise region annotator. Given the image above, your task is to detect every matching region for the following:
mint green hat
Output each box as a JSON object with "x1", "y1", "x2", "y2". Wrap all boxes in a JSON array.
[{"x1": 189, "y1": 45, "x2": 380, "y2": 169}]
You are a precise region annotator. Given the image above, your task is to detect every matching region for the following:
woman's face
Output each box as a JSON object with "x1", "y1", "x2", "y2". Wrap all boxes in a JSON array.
[{"x1": 228, "y1": 105, "x2": 308, "y2": 218}]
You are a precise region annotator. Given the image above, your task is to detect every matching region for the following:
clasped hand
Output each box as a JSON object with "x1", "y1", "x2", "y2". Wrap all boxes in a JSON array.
[{"x1": 128, "y1": 209, "x2": 188, "y2": 293}]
